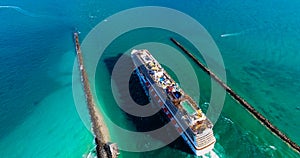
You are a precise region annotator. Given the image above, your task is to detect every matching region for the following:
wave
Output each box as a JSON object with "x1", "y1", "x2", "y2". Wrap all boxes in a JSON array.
[
  {"x1": 0, "y1": 6, "x2": 40, "y2": 17},
  {"x1": 223, "y1": 116, "x2": 234, "y2": 124},
  {"x1": 269, "y1": 145, "x2": 277, "y2": 150},
  {"x1": 83, "y1": 145, "x2": 97, "y2": 158}
]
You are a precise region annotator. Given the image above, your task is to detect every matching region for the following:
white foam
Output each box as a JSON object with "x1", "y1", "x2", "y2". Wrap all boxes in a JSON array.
[
  {"x1": 210, "y1": 150, "x2": 220, "y2": 158},
  {"x1": 224, "y1": 117, "x2": 234, "y2": 124},
  {"x1": 269, "y1": 145, "x2": 277, "y2": 150}
]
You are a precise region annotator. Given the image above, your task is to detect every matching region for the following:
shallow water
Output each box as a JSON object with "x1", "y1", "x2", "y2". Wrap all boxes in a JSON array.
[{"x1": 0, "y1": 0, "x2": 299, "y2": 157}]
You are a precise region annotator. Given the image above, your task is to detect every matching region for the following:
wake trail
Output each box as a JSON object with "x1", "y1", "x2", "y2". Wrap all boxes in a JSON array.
[
  {"x1": 220, "y1": 28, "x2": 258, "y2": 38},
  {"x1": 0, "y1": 6, "x2": 41, "y2": 17},
  {"x1": 0, "y1": 5, "x2": 67, "y2": 21},
  {"x1": 201, "y1": 150, "x2": 220, "y2": 158},
  {"x1": 0, "y1": 5, "x2": 71, "y2": 24},
  {"x1": 220, "y1": 32, "x2": 242, "y2": 38}
]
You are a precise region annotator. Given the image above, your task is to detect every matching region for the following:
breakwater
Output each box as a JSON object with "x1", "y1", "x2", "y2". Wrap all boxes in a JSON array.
[
  {"x1": 170, "y1": 37, "x2": 300, "y2": 153},
  {"x1": 73, "y1": 32, "x2": 118, "y2": 158}
]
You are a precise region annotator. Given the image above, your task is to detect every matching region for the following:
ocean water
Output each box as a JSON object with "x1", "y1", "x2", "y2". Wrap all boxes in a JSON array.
[{"x1": 0, "y1": 0, "x2": 299, "y2": 157}]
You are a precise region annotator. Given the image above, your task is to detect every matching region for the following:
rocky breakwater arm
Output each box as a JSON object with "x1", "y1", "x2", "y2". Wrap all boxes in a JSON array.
[
  {"x1": 73, "y1": 32, "x2": 119, "y2": 158},
  {"x1": 170, "y1": 37, "x2": 300, "y2": 153}
]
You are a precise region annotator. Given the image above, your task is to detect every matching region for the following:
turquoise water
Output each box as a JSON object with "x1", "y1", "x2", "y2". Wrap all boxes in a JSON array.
[
  {"x1": 0, "y1": 0, "x2": 300, "y2": 157},
  {"x1": 94, "y1": 28, "x2": 299, "y2": 157}
]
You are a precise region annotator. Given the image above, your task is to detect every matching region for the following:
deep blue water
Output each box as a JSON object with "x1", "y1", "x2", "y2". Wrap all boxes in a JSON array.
[{"x1": 0, "y1": 0, "x2": 299, "y2": 157}]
